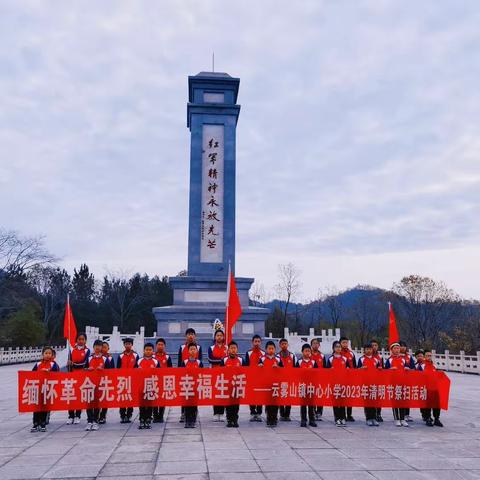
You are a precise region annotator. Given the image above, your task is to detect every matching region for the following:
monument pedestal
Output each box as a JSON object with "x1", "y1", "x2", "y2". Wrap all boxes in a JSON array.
[{"x1": 153, "y1": 276, "x2": 268, "y2": 353}]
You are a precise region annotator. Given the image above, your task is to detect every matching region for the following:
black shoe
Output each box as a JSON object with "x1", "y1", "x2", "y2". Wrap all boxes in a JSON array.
[
  {"x1": 125, "y1": 417, "x2": 132, "y2": 423},
  {"x1": 279, "y1": 416, "x2": 286, "y2": 421},
  {"x1": 159, "y1": 416, "x2": 164, "y2": 423},
  {"x1": 120, "y1": 416, "x2": 126, "y2": 424},
  {"x1": 153, "y1": 417, "x2": 161, "y2": 423},
  {"x1": 300, "y1": 420, "x2": 307, "y2": 427},
  {"x1": 426, "y1": 418, "x2": 434, "y2": 427},
  {"x1": 233, "y1": 422, "x2": 239, "y2": 428},
  {"x1": 98, "y1": 418, "x2": 106, "y2": 424},
  {"x1": 180, "y1": 414, "x2": 185, "y2": 423},
  {"x1": 284, "y1": 417, "x2": 291, "y2": 422},
  {"x1": 40, "y1": 425, "x2": 47, "y2": 432},
  {"x1": 346, "y1": 415, "x2": 355, "y2": 422},
  {"x1": 227, "y1": 421, "x2": 234, "y2": 428},
  {"x1": 434, "y1": 419, "x2": 443, "y2": 427},
  {"x1": 308, "y1": 421, "x2": 317, "y2": 427},
  {"x1": 376, "y1": 415, "x2": 383, "y2": 422},
  {"x1": 30, "y1": 425, "x2": 39, "y2": 433},
  {"x1": 138, "y1": 422, "x2": 145, "y2": 429}
]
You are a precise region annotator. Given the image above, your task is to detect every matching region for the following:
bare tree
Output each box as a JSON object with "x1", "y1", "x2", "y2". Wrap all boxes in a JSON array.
[
  {"x1": 0, "y1": 229, "x2": 57, "y2": 274},
  {"x1": 275, "y1": 263, "x2": 301, "y2": 330},
  {"x1": 392, "y1": 275, "x2": 461, "y2": 348},
  {"x1": 321, "y1": 286, "x2": 345, "y2": 330},
  {"x1": 250, "y1": 282, "x2": 270, "y2": 306}
]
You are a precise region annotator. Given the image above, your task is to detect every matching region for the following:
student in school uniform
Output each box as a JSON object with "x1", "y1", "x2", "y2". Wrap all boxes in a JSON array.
[
  {"x1": 208, "y1": 329, "x2": 228, "y2": 422},
  {"x1": 310, "y1": 338, "x2": 326, "y2": 421},
  {"x1": 259, "y1": 340, "x2": 283, "y2": 427},
  {"x1": 31, "y1": 347, "x2": 60, "y2": 433},
  {"x1": 221, "y1": 341, "x2": 244, "y2": 428},
  {"x1": 370, "y1": 339, "x2": 384, "y2": 422},
  {"x1": 339, "y1": 336, "x2": 356, "y2": 422},
  {"x1": 384, "y1": 342, "x2": 409, "y2": 427},
  {"x1": 178, "y1": 328, "x2": 203, "y2": 422},
  {"x1": 137, "y1": 343, "x2": 160, "y2": 429},
  {"x1": 326, "y1": 341, "x2": 349, "y2": 426},
  {"x1": 153, "y1": 338, "x2": 172, "y2": 423},
  {"x1": 181, "y1": 343, "x2": 204, "y2": 428},
  {"x1": 245, "y1": 334, "x2": 265, "y2": 422},
  {"x1": 297, "y1": 343, "x2": 318, "y2": 428},
  {"x1": 98, "y1": 341, "x2": 114, "y2": 424},
  {"x1": 67, "y1": 333, "x2": 90, "y2": 424},
  {"x1": 116, "y1": 337, "x2": 139, "y2": 423},
  {"x1": 278, "y1": 338, "x2": 297, "y2": 422},
  {"x1": 85, "y1": 340, "x2": 113, "y2": 431},
  {"x1": 357, "y1": 342, "x2": 382, "y2": 426},
  {"x1": 399, "y1": 340, "x2": 415, "y2": 422},
  {"x1": 417, "y1": 350, "x2": 443, "y2": 427}
]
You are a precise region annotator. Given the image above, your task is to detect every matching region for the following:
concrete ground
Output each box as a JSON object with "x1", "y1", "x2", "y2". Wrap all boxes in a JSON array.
[{"x1": 0, "y1": 363, "x2": 479, "y2": 480}]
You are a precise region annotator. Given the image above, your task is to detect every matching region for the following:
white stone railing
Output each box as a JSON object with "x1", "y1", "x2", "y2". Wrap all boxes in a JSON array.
[
  {"x1": 352, "y1": 348, "x2": 480, "y2": 375},
  {"x1": 268, "y1": 327, "x2": 341, "y2": 356},
  {"x1": 0, "y1": 346, "x2": 65, "y2": 365}
]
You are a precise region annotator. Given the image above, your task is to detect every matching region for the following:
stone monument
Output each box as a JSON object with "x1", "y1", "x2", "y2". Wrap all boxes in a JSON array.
[{"x1": 153, "y1": 71, "x2": 269, "y2": 352}]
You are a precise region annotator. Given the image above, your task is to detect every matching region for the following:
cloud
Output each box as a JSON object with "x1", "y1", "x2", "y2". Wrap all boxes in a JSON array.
[{"x1": 1, "y1": 0, "x2": 479, "y2": 300}]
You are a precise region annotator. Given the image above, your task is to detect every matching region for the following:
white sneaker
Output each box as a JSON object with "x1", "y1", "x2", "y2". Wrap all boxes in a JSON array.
[
  {"x1": 91, "y1": 423, "x2": 99, "y2": 431},
  {"x1": 85, "y1": 422, "x2": 93, "y2": 431},
  {"x1": 366, "y1": 419, "x2": 373, "y2": 426},
  {"x1": 335, "y1": 419, "x2": 342, "y2": 427},
  {"x1": 372, "y1": 419, "x2": 379, "y2": 427},
  {"x1": 341, "y1": 419, "x2": 346, "y2": 426},
  {"x1": 66, "y1": 418, "x2": 74, "y2": 425},
  {"x1": 405, "y1": 415, "x2": 413, "y2": 422},
  {"x1": 219, "y1": 414, "x2": 225, "y2": 422},
  {"x1": 401, "y1": 420, "x2": 409, "y2": 427},
  {"x1": 395, "y1": 420, "x2": 402, "y2": 427},
  {"x1": 73, "y1": 417, "x2": 81, "y2": 425}
]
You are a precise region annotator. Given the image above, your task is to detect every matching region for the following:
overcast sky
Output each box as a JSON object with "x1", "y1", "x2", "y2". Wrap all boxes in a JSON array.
[{"x1": 1, "y1": 0, "x2": 479, "y2": 302}]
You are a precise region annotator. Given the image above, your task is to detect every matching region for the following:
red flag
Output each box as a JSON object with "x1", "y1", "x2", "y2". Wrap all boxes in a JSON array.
[
  {"x1": 388, "y1": 302, "x2": 400, "y2": 346},
  {"x1": 63, "y1": 295, "x2": 77, "y2": 348},
  {"x1": 225, "y1": 266, "x2": 242, "y2": 344}
]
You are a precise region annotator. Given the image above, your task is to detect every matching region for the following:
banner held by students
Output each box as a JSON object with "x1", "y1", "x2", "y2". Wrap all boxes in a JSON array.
[{"x1": 19, "y1": 367, "x2": 450, "y2": 413}]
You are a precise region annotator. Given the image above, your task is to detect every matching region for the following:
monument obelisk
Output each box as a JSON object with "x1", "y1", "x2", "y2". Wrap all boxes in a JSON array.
[{"x1": 153, "y1": 71, "x2": 268, "y2": 352}]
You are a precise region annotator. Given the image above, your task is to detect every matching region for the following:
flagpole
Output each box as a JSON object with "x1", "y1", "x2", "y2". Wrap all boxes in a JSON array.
[
  {"x1": 67, "y1": 294, "x2": 71, "y2": 373},
  {"x1": 226, "y1": 261, "x2": 231, "y2": 344}
]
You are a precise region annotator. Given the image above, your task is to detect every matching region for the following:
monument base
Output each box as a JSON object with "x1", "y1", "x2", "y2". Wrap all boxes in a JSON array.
[{"x1": 153, "y1": 275, "x2": 269, "y2": 353}]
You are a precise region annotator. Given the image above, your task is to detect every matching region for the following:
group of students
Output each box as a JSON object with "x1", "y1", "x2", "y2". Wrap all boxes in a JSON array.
[{"x1": 29, "y1": 328, "x2": 443, "y2": 433}]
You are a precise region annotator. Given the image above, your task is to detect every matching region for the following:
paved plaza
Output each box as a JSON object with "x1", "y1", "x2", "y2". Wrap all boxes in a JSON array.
[{"x1": 0, "y1": 363, "x2": 479, "y2": 479}]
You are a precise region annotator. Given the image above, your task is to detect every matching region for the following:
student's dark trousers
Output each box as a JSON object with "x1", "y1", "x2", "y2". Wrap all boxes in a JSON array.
[
  {"x1": 226, "y1": 405, "x2": 240, "y2": 423},
  {"x1": 266, "y1": 405, "x2": 278, "y2": 424},
  {"x1": 119, "y1": 407, "x2": 133, "y2": 419},
  {"x1": 392, "y1": 408, "x2": 406, "y2": 421},
  {"x1": 185, "y1": 406, "x2": 198, "y2": 424},
  {"x1": 279, "y1": 405, "x2": 291, "y2": 418},
  {"x1": 213, "y1": 405, "x2": 225, "y2": 415},
  {"x1": 153, "y1": 406, "x2": 165, "y2": 421},
  {"x1": 139, "y1": 407, "x2": 153, "y2": 422},
  {"x1": 301, "y1": 406, "x2": 315, "y2": 422},
  {"x1": 86, "y1": 408, "x2": 100, "y2": 423},
  {"x1": 33, "y1": 411, "x2": 48, "y2": 427},
  {"x1": 421, "y1": 408, "x2": 440, "y2": 420},
  {"x1": 364, "y1": 407, "x2": 376, "y2": 420},
  {"x1": 315, "y1": 406, "x2": 324, "y2": 416},
  {"x1": 68, "y1": 366, "x2": 83, "y2": 419},
  {"x1": 333, "y1": 406, "x2": 346, "y2": 421},
  {"x1": 250, "y1": 405, "x2": 263, "y2": 415},
  {"x1": 99, "y1": 408, "x2": 108, "y2": 420}
]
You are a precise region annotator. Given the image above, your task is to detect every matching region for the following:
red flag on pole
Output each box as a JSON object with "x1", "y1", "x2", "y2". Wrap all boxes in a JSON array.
[
  {"x1": 225, "y1": 264, "x2": 242, "y2": 344},
  {"x1": 63, "y1": 294, "x2": 77, "y2": 349},
  {"x1": 388, "y1": 302, "x2": 400, "y2": 346}
]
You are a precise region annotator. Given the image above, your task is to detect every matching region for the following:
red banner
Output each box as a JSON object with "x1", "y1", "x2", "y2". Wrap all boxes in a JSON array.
[{"x1": 18, "y1": 367, "x2": 450, "y2": 413}]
